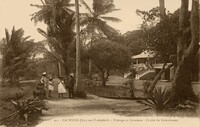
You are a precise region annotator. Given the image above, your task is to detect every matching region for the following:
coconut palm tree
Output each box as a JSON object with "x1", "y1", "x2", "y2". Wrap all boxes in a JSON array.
[
  {"x1": 31, "y1": 0, "x2": 76, "y2": 77},
  {"x1": 31, "y1": 0, "x2": 74, "y2": 25},
  {"x1": 80, "y1": 0, "x2": 121, "y2": 77},
  {"x1": 80, "y1": 0, "x2": 121, "y2": 38},
  {"x1": 1, "y1": 27, "x2": 35, "y2": 84}
]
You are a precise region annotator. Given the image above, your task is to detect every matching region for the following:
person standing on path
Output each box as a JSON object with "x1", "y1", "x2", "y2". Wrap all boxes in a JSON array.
[
  {"x1": 48, "y1": 77, "x2": 54, "y2": 97},
  {"x1": 58, "y1": 76, "x2": 67, "y2": 98},
  {"x1": 68, "y1": 73, "x2": 75, "y2": 99},
  {"x1": 40, "y1": 72, "x2": 48, "y2": 98}
]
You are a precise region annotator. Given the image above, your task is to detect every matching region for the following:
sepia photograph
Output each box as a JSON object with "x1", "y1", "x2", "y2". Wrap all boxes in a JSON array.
[{"x1": 0, "y1": 0, "x2": 200, "y2": 127}]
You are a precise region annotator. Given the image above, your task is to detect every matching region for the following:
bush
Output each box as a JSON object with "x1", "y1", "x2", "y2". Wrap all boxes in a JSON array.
[
  {"x1": 74, "y1": 90, "x2": 87, "y2": 98},
  {"x1": 137, "y1": 87, "x2": 179, "y2": 113},
  {"x1": 10, "y1": 98, "x2": 48, "y2": 124},
  {"x1": 0, "y1": 88, "x2": 26, "y2": 102}
]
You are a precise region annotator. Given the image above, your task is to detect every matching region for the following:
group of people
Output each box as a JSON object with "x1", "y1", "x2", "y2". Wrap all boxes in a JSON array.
[{"x1": 34, "y1": 72, "x2": 75, "y2": 99}]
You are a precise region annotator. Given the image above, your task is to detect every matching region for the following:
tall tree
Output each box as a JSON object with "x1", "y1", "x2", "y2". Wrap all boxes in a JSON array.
[
  {"x1": 80, "y1": 0, "x2": 121, "y2": 77},
  {"x1": 31, "y1": 0, "x2": 76, "y2": 77},
  {"x1": 88, "y1": 38, "x2": 131, "y2": 86},
  {"x1": 172, "y1": 0, "x2": 199, "y2": 102},
  {"x1": 136, "y1": 7, "x2": 178, "y2": 92},
  {"x1": 0, "y1": 27, "x2": 36, "y2": 84},
  {"x1": 159, "y1": 0, "x2": 166, "y2": 19},
  {"x1": 75, "y1": 0, "x2": 81, "y2": 90}
]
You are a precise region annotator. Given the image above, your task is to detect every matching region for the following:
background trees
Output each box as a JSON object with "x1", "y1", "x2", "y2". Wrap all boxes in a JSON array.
[
  {"x1": 0, "y1": 27, "x2": 37, "y2": 84},
  {"x1": 137, "y1": 0, "x2": 199, "y2": 102},
  {"x1": 122, "y1": 30, "x2": 144, "y2": 56},
  {"x1": 80, "y1": 0, "x2": 121, "y2": 77},
  {"x1": 88, "y1": 38, "x2": 131, "y2": 86},
  {"x1": 136, "y1": 7, "x2": 178, "y2": 92}
]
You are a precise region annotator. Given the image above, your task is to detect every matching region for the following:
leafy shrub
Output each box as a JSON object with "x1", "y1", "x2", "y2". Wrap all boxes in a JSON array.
[
  {"x1": 124, "y1": 79, "x2": 135, "y2": 98},
  {"x1": 11, "y1": 98, "x2": 48, "y2": 124},
  {"x1": 0, "y1": 89, "x2": 25, "y2": 102},
  {"x1": 74, "y1": 90, "x2": 87, "y2": 98},
  {"x1": 137, "y1": 87, "x2": 179, "y2": 113}
]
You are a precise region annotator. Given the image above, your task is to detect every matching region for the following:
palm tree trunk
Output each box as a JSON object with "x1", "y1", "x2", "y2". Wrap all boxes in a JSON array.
[
  {"x1": 75, "y1": 0, "x2": 81, "y2": 91},
  {"x1": 147, "y1": 62, "x2": 173, "y2": 92},
  {"x1": 88, "y1": 57, "x2": 92, "y2": 78},
  {"x1": 88, "y1": 35, "x2": 94, "y2": 78},
  {"x1": 159, "y1": 0, "x2": 166, "y2": 19}
]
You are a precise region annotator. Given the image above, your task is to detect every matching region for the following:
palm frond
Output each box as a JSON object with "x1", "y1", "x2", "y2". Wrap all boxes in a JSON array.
[
  {"x1": 30, "y1": 4, "x2": 44, "y2": 9},
  {"x1": 40, "y1": 0, "x2": 45, "y2": 5},
  {"x1": 93, "y1": 0, "x2": 120, "y2": 15},
  {"x1": 79, "y1": 14, "x2": 92, "y2": 26},
  {"x1": 5, "y1": 28, "x2": 10, "y2": 44},
  {"x1": 97, "y1": 20, "x2": 119, "y2": 37},
  {"x1": 141, "y1": 107, "x2": 153, "y2": 112},
  {"x1": 137, "y1": 100, "x2": 155, "y2": 108},
  {"x1": 101, "y1": 6, "x2": 120, "y2": 15},
  {"x1": 80, "y1": 0, "x2": 94, "y2": 15},
  {"x1": 63, "y1": 7, "x2": 75, "y2": 14},
  {"x1": 31, "y1": 5, "x2": 52, "y2": 24},
  {"x1": 101, "y1": 16, "x2": 121, "y2": 22},
  {"x1": 37, "y1": 28, "x2": 48, "y2": 38}
]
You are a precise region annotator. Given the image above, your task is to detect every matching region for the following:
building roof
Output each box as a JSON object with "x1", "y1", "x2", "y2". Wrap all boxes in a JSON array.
[{"x1": 132, "y1": 50, "x2": 155, "y2": 59}]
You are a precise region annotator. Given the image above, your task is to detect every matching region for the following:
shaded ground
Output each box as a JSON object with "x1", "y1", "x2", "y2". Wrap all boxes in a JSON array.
[
  {"x1": 37, "y1": 94, "x2": 200, "y2": 127},
  {"x1": 37, "y1": 95, "x2": 150, "y2": 125}
]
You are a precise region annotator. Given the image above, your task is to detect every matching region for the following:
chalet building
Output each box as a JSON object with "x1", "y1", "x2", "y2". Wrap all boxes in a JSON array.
[{"x1": 131, "y1": 50, "x2": 174, "y2": 81}]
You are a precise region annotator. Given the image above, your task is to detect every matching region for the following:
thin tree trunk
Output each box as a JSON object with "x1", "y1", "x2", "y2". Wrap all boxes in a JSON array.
[
  {"x1": 145, "y1": 0, "x2": 168, "y2": 92},
  {"x1": 88, "y1": 35, "x2": 94, "y2": 78},
  {"x1": 58, "y1": 62, "x2": 62, "y2": 76},
  {"x1": 159, "y1": 0, "x2": 166, "y2": 19},
  {"x1": 88, "y1": 56, "x2": 92, "y2": 78},
  {"x1": 75, "y1": 0, "x2": 81, "y2": 91},
  {"x1": 147, "y1": 62, "x2": 173, "y2": 92}
]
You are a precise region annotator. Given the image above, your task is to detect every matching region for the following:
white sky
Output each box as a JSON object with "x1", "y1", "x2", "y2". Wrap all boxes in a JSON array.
[{"x1": 0, "y1": 0, "x2": 187, "y2": 42}]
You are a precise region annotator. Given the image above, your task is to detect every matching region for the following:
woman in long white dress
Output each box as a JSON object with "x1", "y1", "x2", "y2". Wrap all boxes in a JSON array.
[{"x1": 58, "y1": 77, "x2": 66, "y2": 98}]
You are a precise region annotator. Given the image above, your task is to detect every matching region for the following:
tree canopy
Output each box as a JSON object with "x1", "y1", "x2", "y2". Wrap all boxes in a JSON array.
[
  {"x1": 137, "y1": 7, "x2": 178, "y2": 62},
  {"x1": 88, "y1": 38, "x2": 131, "y2": 86}
]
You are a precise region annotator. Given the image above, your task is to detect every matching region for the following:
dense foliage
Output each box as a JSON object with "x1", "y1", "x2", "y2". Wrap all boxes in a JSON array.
[
  {"x1": 31, "y1": 0, "x2": 76, "y2": 77},
  {"x1": 137, "y1": 7, "x2": 178, "y2": 62},
  {"x1": 122, "y1": 30, "x2": 144, "y2": 56},
  {"x1": 80, "y1": 0, "x2": 121, "y2": 40},
  {"x1": 0, "y1": 27, "x2": 36, "y2": 84},
  {"x1": 88, "y1": 38, "x2": 131, "y2": 86}
]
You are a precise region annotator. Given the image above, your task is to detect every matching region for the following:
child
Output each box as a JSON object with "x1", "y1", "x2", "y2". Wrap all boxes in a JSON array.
[
  {"x1": 48, "y1": 77, "x2": 54, "y2": 97},
  {"x1": 58, "y1": 76, "x2": 66, "y2": 98}
]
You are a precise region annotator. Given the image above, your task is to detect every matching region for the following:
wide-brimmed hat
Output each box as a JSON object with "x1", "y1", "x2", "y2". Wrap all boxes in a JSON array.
[
  {"x1": 42, "y1": 72, "x2": 47, "y2": 75},
  {"x1": 70, "y1": 73, "x2": 74, "y2": 77}
]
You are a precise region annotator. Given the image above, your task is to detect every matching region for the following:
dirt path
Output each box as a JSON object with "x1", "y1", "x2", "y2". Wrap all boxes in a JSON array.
[
  {"x1": 36, "y1": 95, "x2": 200, "y2": 127},
  {"x1": 36, "y1": 95, "x2": 147, "y2": 126}
]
